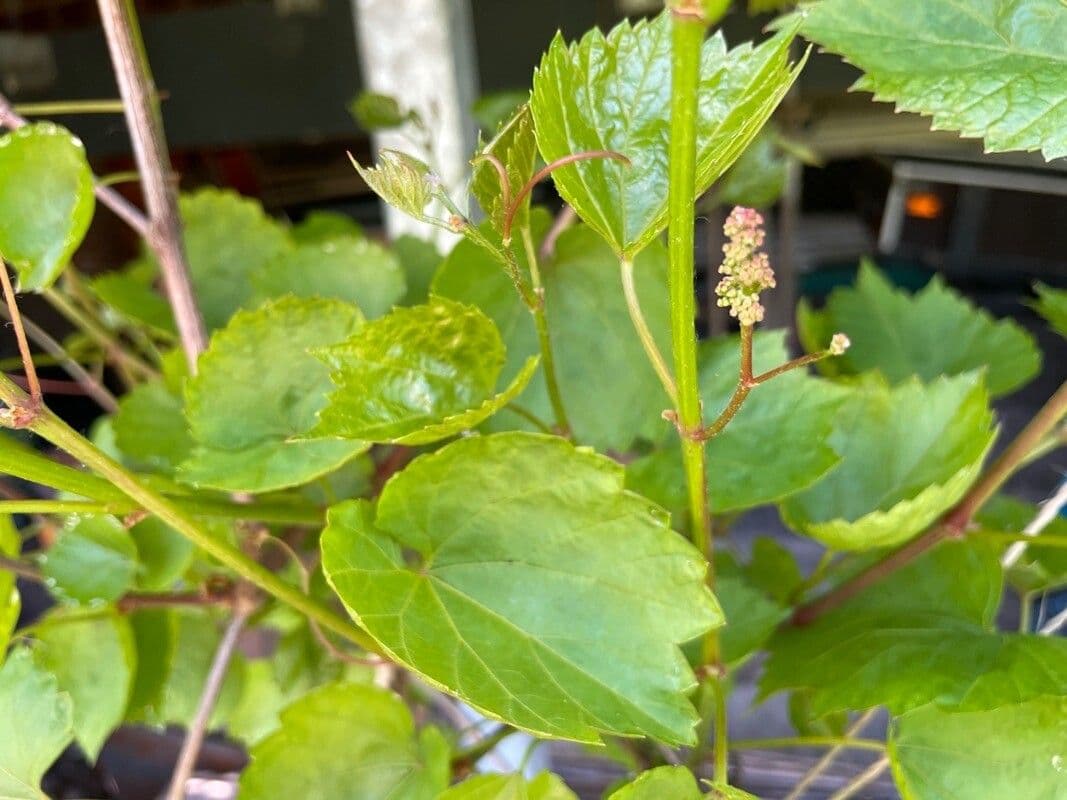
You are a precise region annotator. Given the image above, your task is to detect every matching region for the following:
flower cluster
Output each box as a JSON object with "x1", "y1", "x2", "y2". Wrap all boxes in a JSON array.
[
  {"x1": 829, "y1": 332, "x2": 851, "y2": 356},
  {"x1": 715, "y1": 206, "x2": 776, "y2": 326}
]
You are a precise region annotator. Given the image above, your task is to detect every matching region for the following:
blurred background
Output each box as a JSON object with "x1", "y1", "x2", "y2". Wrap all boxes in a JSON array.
[{"x1": 1, "y1": 1, "x2": 1065, "y2": 798}]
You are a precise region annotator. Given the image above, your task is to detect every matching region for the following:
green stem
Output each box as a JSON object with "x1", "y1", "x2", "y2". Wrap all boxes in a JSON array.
[
  {"x1": 0, "y1": 498, "x2": 322, "y2": 526},
  {"x1": 520, "y1": 225, "x2": 572, "y2": 435},
  {"x1": 504, "y1": 403, "x2": 555, "y2": 435},
  {"x1": 0, "y1": 374, "x2": 375, "y2": 652},
  {"x1": 711, "y1": 677, "x2": 729, "y2": 782},
  {"x1": 730, "y1": 737, "x2": 885, "y2": 753},
  {"x1": 13, "y1": 98, "x2": 127, "y2": 116},
  {"x1": 975, "y1": 530, "x2": 1067, "y2": 549},
  {"x1": 667, "y1": 6, "x2": 710, "y2": 552},
  {"x1": 0, "y1": 443, "x2": 323, "y2": 524},
  {"x1": 451, "y1": 725, "x2": 513, "y2": 768},
  {"x1": 620, "y1": 257, "x2": 677, "y2": 403}
]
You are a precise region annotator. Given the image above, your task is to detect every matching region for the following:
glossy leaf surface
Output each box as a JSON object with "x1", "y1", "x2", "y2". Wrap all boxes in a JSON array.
[
  {"x1": 181, "y1": 296, "x2": 368, "y2": 492},
  {"x1": 0, "y1": 123, "x2": 94, "y2": 290},
  {"x1": 781, "y1": 373, "x2": 994, "y2": 550},
  {"x1": 471, "y1": 104, "x2": 538, "y2": 235},
  {"x1": 530, "y1": 13, "x2": 801, "y2": 256},
  {"x1": 322, "y1": 432, "x2": 721, "y2": 744},
  {"x1": 312, "y1": 298, "x2": 535, "y2": 445},
  {"x1": 40, "y1": 515, "x2": 138, "y2": 604},
  {"x1": 798, "y1": 0, "x2": 1067, "y2": 159}
]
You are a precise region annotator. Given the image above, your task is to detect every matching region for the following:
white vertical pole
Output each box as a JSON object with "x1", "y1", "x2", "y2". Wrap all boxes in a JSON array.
[{"x1": 352, "y1": 0, "x2": 479, "y2": 250}]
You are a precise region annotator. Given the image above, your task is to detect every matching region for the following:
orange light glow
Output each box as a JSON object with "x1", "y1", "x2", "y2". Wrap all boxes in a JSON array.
[{"x1": 905, "y1": 191, "x2": 943, "y2": 220}]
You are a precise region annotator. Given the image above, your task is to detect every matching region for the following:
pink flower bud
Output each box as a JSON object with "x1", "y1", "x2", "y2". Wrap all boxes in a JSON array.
[{"x1": 715, "y1": 206, "x2": 775, "y2": 326}]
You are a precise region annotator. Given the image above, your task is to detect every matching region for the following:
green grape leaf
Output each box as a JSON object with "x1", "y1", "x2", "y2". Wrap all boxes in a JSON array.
[
  {"x1": 744, "y1": 537, "x2": 804, "y2": 606},
  {"x1": 311, "y1": 298, "x2": 536, "y2": 445},
  {"x1": 394, "y1": 235, "x2": 441, "y2": 306},
  {"x1": 472, "y1": 104, "x2": 538, "y2": 235},
  {"x1": 712, "y1": 127, "x2": 787, "y2": 209},
  {"x1": 716, "y1": 555, "x2": 789, "y2": 666},
  {"x1": 976, "y1": 495, "x2": 1067, "y2": 594},
  {"x1": 175, "y1": 188, "x2": 293, "y2": 330},
  {"x1": 180, "y1": 296, "x2": 368, "y2": 492},
  {"x1": 129, "y1": 517, "x2": 195, "y2": 591},
  {"x1": 889, "y1": 696, "x2": 1067, "y2": 800},
  {"x1": 40, "y1": 515, "x2": 138, "y2": 604},
  {"x1": 780, "y1": 373, "x2": 995, "y2": 551},
  {"x1": 322, "y1": 433, "x2": 721, "y2": 744},
  {"x1": 153, "y1": 609, "x2": 245, "y2": 729},
  {"x1": 440, "y1": 772, "x2": 578, "y2": 800},
  {"x1": 433, "y1": 215, "x2": 672, "y2": 451},
  {"x1": 0, "y1": 123, "x2": 95, "y2": 291},
  {"x1": 1032, "y1": 282, "x2": 1067, "y2": 338},
  {"x1": 530, "y1": 13, "x2": 802, "y2": 256},
  {"x1": 251, "y1": 237, "x2": 405, "y2": 320},
  {"x1": 349, "y1": 91, "x2": 411, "y2": 131},
  {"x1": 238, "y1": 683, "x2": 450, "y2": 800},
  {"x1": 796, "y1": 0, "x2": 1067, "y2": 160},
  {"x1": 31, "y1": 610, "x2": 136, "y2": 761},
  {"x1": 0, "y1": 516, "x2": 19, "y2": 655},
  {"x1": 762, "y1": 613, "x2": 1067, "y2": 716},
  {"x1": 762, "y1": 539, "x2": 1004, "y2": 709},
  {"x1": 0, "y1": 649, "x2": 74, "y2": 800},
  {"x1": 798, "y1": 262, "x2": 1040, "y2": 396},
  {"x1": 353, "y1": 150, "x2": 435, "y2": 221},
  {"x1": 606, "y1": 766, "x2": 702, "y2": 800},
  {"x1": 125, "y1": 608, "x2": 175, "y2": 721},
  {"x1": 113, "y1": 381, "x2": 193, "y2": 475},
  {"x1": 291, "y1": 210, "x2": 364, "y2": 244},
  {"x1": 91, "y1": 269, "x2": 176, "y2": 337}
]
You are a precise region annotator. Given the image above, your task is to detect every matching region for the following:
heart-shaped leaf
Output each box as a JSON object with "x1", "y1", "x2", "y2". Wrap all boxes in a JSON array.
[
  {"x1": 311, "y1": 297, "x2": 537, "y2": 445},
  {"x1": 180, "y1": 296, "x2": 368, "y2": 492},
  {"x1": 251, "y1": 237, "x2": 405, "y2": 320},
  {"x1": 780, "y1": 373, "x2": 995, "y2": 550},
  {"x1": 322, "y1": 432, "x2": 721, "y2": 744},
  {"x1": 238, "y1": 683, "x2": 450, "y2": 800},
  {"x1": 39, "y1": 515, "x2": 138, "y2": 605},
  {"x1": 173, "y1": 188, "x2": 293, "y2": 330},
  {"x1": 0, "y1": 649, "x2": 73, "y2": 800},
  {"x1": 31, "y1": 610, "x2": 135, "y2": 760},
  {"x1": 606, "y1": 767, "x2": 702, "y2": 800},
  {"x1": 0, "y1": 123, "x2": 95, "y2": 290},
  {"x1": 530, "y1": 12, "x2": 802, "y2": 256},
  {"x1": 889, "y1": 696, "x2": 1067, "y2": 800},
  {"x1": 797, "y1": 0, "x2": 1067, "y2": 160}
]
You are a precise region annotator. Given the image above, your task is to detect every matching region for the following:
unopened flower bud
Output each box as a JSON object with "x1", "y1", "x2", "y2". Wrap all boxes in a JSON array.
[
  {"x1": 829, "y1": 333, "x2": 850, "y2": 356},
  {"x1": 715, "y1": 206, "x2": 775, "y2": 326}
]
